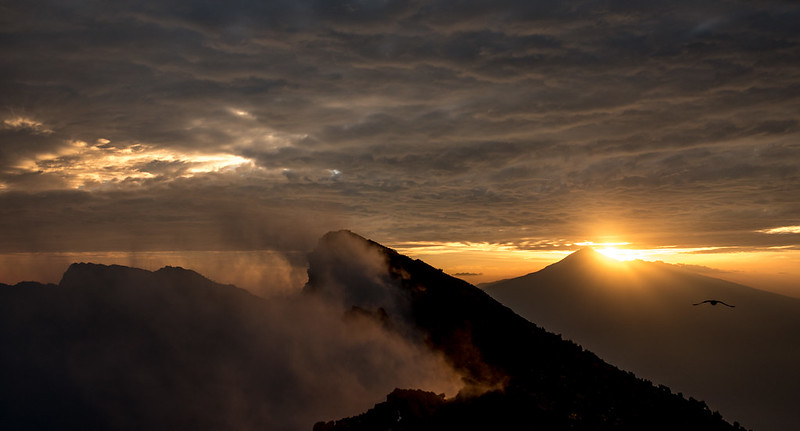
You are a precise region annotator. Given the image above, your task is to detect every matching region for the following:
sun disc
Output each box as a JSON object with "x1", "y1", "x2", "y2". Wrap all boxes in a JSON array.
[{"x1": 596, "y1": 247, "x2": 639, "y2": 261}]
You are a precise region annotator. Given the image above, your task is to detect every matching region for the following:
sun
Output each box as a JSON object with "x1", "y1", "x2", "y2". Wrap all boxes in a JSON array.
[
  {"x1": 576, "y1": 241, "x2": 644, "y2": 262},
  {"x1": 595, "y1": 247, "x2": 641, "y2": 261}
]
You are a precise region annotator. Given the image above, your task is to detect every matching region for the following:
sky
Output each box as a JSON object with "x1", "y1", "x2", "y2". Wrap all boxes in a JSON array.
[{"x1": 1, "y1": 0, "x2": 799, "y2": 295}]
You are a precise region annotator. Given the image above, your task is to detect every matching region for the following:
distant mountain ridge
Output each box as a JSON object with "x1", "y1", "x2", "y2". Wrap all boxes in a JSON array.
[
  {"x1": 1, "y1": 263, "x2": 269, "y2": 430},
  {"x1": 485, "y1": 247, "x2": 800, "y2": 431}
]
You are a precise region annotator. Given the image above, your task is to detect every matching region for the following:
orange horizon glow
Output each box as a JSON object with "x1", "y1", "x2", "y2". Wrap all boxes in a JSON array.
[
  {"x1": 392, "y1": 240, "x2": 800, "y2": 298},
  {"x1": 1, "y1": 240, "x2": 799, "y2": 299}
]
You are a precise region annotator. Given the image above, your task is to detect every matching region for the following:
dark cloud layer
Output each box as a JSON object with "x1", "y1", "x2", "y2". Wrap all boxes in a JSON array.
[{"x1": 1, "y1": 0, "x2": 799, "y2": 255}]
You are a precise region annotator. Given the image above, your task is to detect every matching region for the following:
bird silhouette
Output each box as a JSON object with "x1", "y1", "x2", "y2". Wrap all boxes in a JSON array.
[{"x1": 693, "y1": 299, "x2": 735, "y2": 308}]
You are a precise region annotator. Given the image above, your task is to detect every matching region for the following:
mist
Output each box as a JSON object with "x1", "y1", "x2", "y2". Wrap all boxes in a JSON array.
[
  {"x1": 207, "y1": 293, "x2": 463, "y2": 430},
  {"x1": 0, "y1": 247, "x2": 464, "y2": 430}
]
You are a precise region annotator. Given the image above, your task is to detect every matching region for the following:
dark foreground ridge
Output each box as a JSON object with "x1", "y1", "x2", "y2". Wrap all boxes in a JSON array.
[{"x1": 308, "y1": 231, "x2": 746, "y2": 431}]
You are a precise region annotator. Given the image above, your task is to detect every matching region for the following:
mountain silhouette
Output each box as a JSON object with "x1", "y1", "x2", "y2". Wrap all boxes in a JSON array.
[
  {"x1": 307, "y1": 232, "x2": 745, "y2": 430},
  {"x1": 1, "y1": 263, "x2": 264, "y2": 430},
  {"x1": 485, "y1": 247, "x2": 800, "y2": 431},
  {"x1": 0, "y1": 260, "x2": 461, "y2": 431},
  {"x1": 0, "y1": 235, "x2": 749, "y2": 430}
]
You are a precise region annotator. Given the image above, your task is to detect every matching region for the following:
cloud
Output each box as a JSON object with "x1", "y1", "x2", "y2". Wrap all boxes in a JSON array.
[
  {"x1": 0, "y1": 183, "x2": 347, "y2": 254},
  {"x1": 758, "y1": 226, "x2": 800, "y2": 234},
  {"x1": 0, "y1": 0, "x2": 799, "y2": 254}
]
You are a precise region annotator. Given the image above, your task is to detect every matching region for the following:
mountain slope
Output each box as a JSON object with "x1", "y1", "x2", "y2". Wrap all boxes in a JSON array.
[
  {"x1": 485, "y1": 248, "x2": 800, "y2": 431},
  {"x1": 308, "y1": 231, "x2": 745, "y2": 430}
]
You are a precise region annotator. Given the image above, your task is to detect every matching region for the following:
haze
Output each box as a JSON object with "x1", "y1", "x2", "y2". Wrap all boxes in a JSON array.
[
  {"x1": 1, "y1": 1, "x2": 799, "y2": 295},
  {"x1": 484, "y1": 248, "x2": 800, "y2": 431}
]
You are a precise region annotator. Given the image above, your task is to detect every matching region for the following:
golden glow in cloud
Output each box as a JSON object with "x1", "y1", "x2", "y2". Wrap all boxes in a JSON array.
[
  {"x1": 2, "y1": 115, "x2": 53, "y2": 134},
  {"x1": 227, "y1": 107, "x2": 256, "y2": 119},
  {"x1": 14, "y1": 139, "x2": 253, "y2": 188},
  {"x1": 1, "y1": 113, "x2": 302, "y2": 190},
  {"x1": 758, "y1": 226, "x2": 800, "y2": 234}
]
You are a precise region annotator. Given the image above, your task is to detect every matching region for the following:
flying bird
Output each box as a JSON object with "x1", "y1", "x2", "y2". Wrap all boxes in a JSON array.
[{"x1": 693, "y1": 299, "x2": 735, "y2": 308}]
